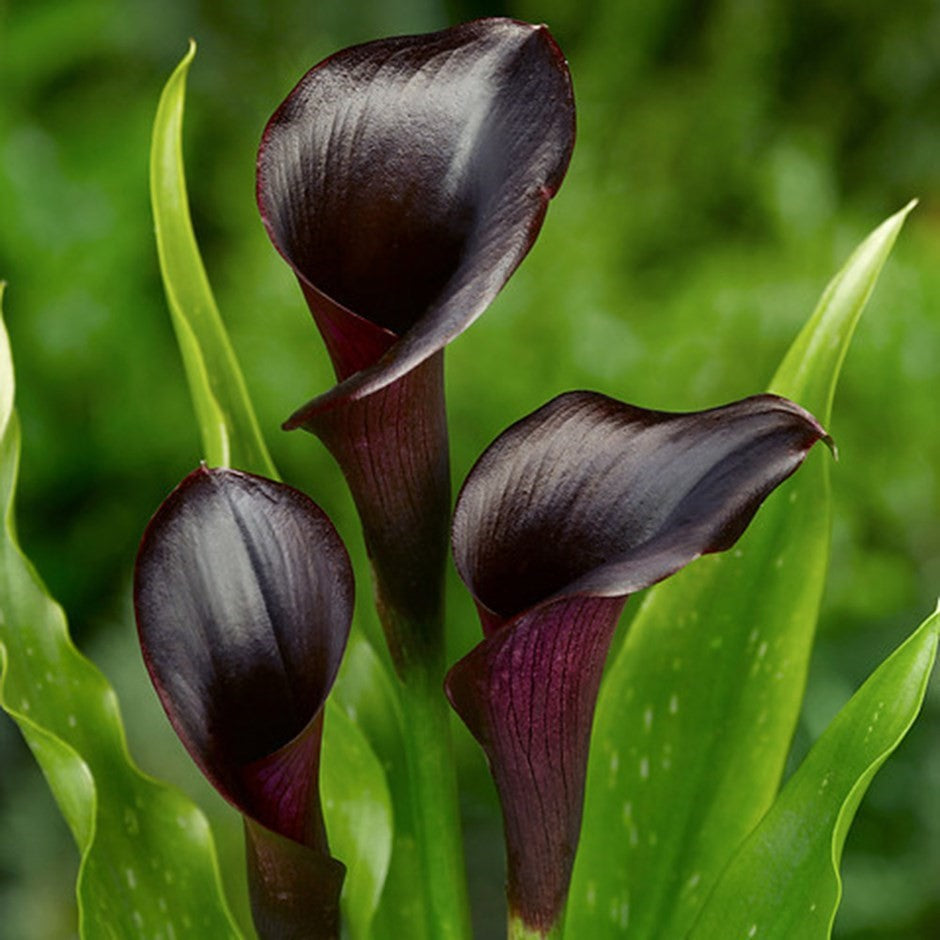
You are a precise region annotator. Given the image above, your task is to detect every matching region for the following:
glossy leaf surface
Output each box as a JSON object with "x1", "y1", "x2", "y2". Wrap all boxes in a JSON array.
[
  {"x1": 566, "y1": 203, "x2": 915, "y2": 937},
  {"x1": 689, "y1": 605, "x2": 937, "y2": 939},
  {"x1": 329, "y1": 635, "x2": 427, "y2": 940},
  {"x1": 321, "y1": 701, "x2": 393, "y2": 940},
  {"x1": 0, "y1": 287, "x2": 241, "y2": 937}
]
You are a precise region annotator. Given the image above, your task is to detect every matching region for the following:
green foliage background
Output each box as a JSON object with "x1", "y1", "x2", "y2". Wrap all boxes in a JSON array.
[{"x1": 1, "y1": 0, "x2": 938, "y2": 936}]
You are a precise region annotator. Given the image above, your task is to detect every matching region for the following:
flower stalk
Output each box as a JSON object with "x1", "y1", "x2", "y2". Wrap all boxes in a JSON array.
[
  {"x1": 292, "y1": 352, "x2": 450, "y2": 672},
  {"x1": 399, "y1": 654, "x2": 474, "y2": 939},
  {"x1": 508, "y1": 914, "x2": 565, "y2": 940}
]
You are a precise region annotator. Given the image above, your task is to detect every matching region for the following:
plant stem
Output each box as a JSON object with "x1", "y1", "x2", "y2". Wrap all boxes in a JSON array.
[
  {"x1": 398, "y1": 652, "x2": 472, "y2": 940},
  {"x1": 508, "y1": 913, "x2": 565, "y2": 940}
]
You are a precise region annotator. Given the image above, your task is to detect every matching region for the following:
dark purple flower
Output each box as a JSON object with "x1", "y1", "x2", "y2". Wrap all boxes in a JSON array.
[
  {"x1": 256, "y1": 18, "x2": 575, "y2": 667},
  {"x1": 445, "y1": 391, "x2": 832, "y2": 933},
  {"x1": 134, "y1": 466, "x2": 353, "y2": 939}
]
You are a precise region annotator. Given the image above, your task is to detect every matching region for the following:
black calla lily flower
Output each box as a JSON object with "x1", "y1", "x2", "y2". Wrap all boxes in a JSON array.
[
  {"x1": 445, "y1": 391, "x2": 832, "y2": 934},
  {"x1": 256, "y1": 18, "x2": 575, "y2": 667},
  {"x1": 134, "y1": 466, "x2": 353, "y2": 939}
]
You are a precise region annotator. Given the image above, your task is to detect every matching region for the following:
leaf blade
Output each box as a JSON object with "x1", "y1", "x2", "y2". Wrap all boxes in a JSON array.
[
  {"x1": 150, "y1": 41, "x2": 275, "y2": 478},
  {"x1": 688, "y1": 605, "x2": 938, "y2": 940},
  {"x1": 322, "y1": 700, "x2": 394, "y2": 940},
  {"x1": 0, "y1": 289, "x2": 242, "y2": 938},
  {"x1": 150, "y1": 48, "x2": 399, "y2": 931},
  {"x1": 771, "y1": 200, "x2": 917, "y2": 418},
  {"x1": 566, "y1": 205, "x2": 914, "y2": 938}
]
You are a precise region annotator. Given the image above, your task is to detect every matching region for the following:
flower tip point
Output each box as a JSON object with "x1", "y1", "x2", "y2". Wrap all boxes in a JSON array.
[{"x1": 281, "y1": 405, "x2": 308, "y2": 432}]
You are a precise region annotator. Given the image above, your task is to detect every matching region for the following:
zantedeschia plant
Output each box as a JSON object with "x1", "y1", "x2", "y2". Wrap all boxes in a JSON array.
[
  {"x1": 255, "y1": 21, "x2": 575, "y2": 936},
  {"x1": 446, "y1": 392, "x2": 831, "y2": 935},
  {"x1": 256, "y1": 17, "x2": 575, "y2": 671},
  {"x1": 134, "y1": 466, "x2": 352, "y2": 937},
  {"x1": 0, "y1": 17, "x2": 935, "y2": 940}
]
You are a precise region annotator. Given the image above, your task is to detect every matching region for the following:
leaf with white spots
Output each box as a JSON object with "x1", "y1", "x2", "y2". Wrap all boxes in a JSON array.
[
  {"x1": 567, "y1": 204, "x2": 915, "y2": 937},
  {"x1": 0, "y1": 288, "x2": 242, "y2": 935},
  {"x1": 688, "y1": 605, "x2": 938, "y2": 939}
]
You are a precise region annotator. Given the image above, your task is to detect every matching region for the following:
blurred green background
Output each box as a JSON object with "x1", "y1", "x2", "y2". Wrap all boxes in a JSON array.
[{"x1": 1, "y1": 0, "x2": 938, "y2": 936}]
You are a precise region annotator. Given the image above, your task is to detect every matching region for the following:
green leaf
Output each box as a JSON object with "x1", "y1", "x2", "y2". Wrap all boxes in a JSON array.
[
  {"x1": 151, "y1": 47, "x2": 400, "y2": 933},
  {"x1": 688, "y1": 605, "x2": 939, "y2": 939},
  {"x1": 768, "y1": 200, "x2": 918, "y2": 412},
  {"x1": 322, "y1": 700, "x2": 393, "y2": 940},
  {"x1": 150, "y1": 40, "x2": 275, "y2": 478},
  {"x1": 331, "y1": 633, "x2": 406, "y2": 802},
  {"x1": 330, "y1": 634, "x2": 436, "y2": 940},
  {"x1": 566, "y1": 203, "x2": 915, "y2": 938},
  {"x1": 0, "y1": 284, "x2": 242, "y2": 937}
]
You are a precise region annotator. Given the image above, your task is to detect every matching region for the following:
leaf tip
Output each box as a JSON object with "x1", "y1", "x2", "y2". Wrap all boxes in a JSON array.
[{"x1": 882, "y1": 198, "x2": 918, "y2": 237}]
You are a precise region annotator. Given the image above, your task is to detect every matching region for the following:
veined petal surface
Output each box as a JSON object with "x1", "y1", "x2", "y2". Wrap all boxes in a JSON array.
[
  {"x1": 257, "y1": 17, "x2": 575, "y2": 407},
  {"x1": 454, "y1": 391, "x2": 831, "y2": 626},
  {"x1": 447, "y1": 390, "x2": 830, "y2": 932},
  {"x1": 134, "y1": 466, "x2": 353, "y2": 847}
]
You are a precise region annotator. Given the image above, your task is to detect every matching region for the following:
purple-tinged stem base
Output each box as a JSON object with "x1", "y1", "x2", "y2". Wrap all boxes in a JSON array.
[{"x1": 244, "y1": 816, "x2": 345, "y2": 940}]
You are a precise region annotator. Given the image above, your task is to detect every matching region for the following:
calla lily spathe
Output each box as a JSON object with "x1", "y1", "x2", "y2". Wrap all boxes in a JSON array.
[
  {"x1": 257, "y1": 18, "x2": 575, "y2": 667},
  {"x1": 134, "y1": 466, "x2": 352, "y2": 939},
  {"x1": 446, "y1": 391, "x2": 832, "y2": 933}
]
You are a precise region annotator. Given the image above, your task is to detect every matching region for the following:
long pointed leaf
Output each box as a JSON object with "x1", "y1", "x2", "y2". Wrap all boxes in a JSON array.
[
  {"x1": 0, "y1": 285, "x2": 242, "y2": 937},
  {"x1": 150, "y1": 41, "x2": 275, "y2": 477},
  {"x1": 566, "y1": 203, "x2": 915, "y2": 938},
  {"x1": 689, "y1": 605, "x2": 938, "y2": 939}
]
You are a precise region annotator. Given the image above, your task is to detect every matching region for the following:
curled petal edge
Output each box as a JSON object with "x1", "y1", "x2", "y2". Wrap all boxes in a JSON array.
[
  {"x1": 446, "y1": 390, "x2": 832, "y2": 930},
  {"x1": 453, "y1": 391, "x2": 833, "y2": 630},
  {"x1": 255, "y1": 18, "x2": 575, "y2": 421}
]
